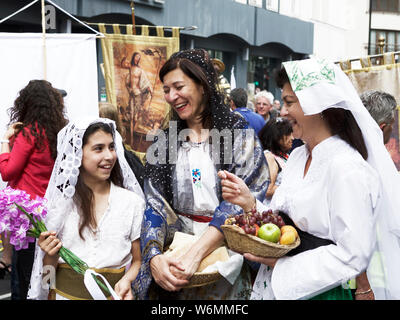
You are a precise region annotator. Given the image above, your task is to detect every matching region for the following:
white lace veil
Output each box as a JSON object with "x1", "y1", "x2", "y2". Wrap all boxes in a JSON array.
[
  {"x1": 28, "y1": 117, "x2": 144, "y2": 299},
  {"x1": 282, "y1": 58, "x2": 400, "y2": 299}
]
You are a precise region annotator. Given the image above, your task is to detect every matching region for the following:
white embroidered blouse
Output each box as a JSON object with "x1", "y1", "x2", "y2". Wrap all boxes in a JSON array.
[
  {"x1": 252, "y1": 135, "x2": 381, "y2": 300},
  {"x1": 57, "y1": 182, "x2": 145, "y2": 269}
]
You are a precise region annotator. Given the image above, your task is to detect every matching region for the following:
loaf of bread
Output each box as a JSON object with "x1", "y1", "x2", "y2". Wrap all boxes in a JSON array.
[{"x1": 164, "y1": 231, "x2": 229, "y2": 273}]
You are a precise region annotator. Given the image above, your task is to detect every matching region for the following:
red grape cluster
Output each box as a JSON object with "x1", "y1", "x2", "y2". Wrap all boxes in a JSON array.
[{"x1": 232, "y1": 209, "x2": 285, "y2": 236}]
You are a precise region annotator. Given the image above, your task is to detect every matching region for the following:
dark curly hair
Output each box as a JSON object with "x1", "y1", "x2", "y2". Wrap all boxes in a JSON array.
[
  {"x1": 8, "y1": 80, "x2": 68, "y2": 159},
  {"x1": 258, "y1": 117, "x2": 293, "y2": 155}
]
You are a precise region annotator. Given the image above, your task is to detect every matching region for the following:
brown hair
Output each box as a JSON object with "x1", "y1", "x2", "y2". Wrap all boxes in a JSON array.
[
  {"x1": 98, "y1": 102, "x2": 124, "y2": 138},
  {"x1": 74, "y1": 122, "x2": 123, "y2": 240},
  {"x1": 159, "y1": 57, "x2": 212, "y2": 129},
  {"x1": 9, "y1": 80, "x2": 68, "y2": 159}
]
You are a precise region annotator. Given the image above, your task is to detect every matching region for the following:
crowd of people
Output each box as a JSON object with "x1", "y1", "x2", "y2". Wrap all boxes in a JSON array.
[{"x1": 0, "y1": 48, "x2": 399, "y2": 301}]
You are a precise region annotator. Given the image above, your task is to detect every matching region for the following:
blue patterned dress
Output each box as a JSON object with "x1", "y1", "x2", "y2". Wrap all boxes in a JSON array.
[{"x1": 132, "y1": 118, "x2": 270, "y2": 299}]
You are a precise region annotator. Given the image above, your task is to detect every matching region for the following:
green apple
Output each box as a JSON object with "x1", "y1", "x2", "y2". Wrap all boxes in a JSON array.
[{"x1": 257, "y1": 223, "x2": 281, "y2": 243}]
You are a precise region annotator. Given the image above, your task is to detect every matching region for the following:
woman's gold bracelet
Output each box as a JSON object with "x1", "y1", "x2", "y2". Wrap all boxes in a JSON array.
[{"x1": 354, "y1": 288, "x2": 372, "y2": 295}]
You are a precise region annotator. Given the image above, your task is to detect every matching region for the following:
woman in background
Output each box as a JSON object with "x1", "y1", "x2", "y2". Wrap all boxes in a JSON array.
[
  {"x1": 0, "y1": 80, "x2": 68, "y2": 299},
  {"x1": 258, "y1": 117, "x2": 293, "y2": 206}
]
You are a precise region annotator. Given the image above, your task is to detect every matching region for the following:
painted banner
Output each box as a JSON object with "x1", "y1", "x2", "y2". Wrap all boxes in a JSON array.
[
  {"x1": 339, "y1": 53, "x2": 400, "y2": 170},
  {"x1": 99, "y1": 24, "x2": 179, "y2": 156}
]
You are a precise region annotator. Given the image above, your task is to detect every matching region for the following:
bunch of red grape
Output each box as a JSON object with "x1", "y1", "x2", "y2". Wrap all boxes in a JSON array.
[{"x1": 232, "y1": 209, "x2": 285, "y2": 236}]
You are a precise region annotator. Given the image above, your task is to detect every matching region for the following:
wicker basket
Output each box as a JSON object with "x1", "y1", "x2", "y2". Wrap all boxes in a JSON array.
[
  {"x1": 183, "y1": 270, "x2": 222, "y2": 288},
  {"x1": 221, "y1": 224, "x2": 300, "y2": 258}
]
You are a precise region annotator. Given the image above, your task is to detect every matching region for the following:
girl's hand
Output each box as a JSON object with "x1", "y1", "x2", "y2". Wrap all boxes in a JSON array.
[
  {"x1": 114, "y1": 277, "x2": 134, "y2": 300},
  {"x1": 150, "y1": 254, "x2": 189, "y2": 291},
  {"x1": 218, "y1": 170, "x2": 255, "y2": 212},
  {"x1": 243, "y1": 253, "x2": 278, "y2": 268},
  {"x1": 38, "y1": 231, "x2": 62, "y2": 257},
  {"x1": 4, "y1": 122, "x2": 23, "y2": 140}
]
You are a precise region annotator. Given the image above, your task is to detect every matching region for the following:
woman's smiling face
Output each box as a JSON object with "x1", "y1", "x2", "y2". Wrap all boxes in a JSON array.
[
  {"x1": 281, "y1": 82, "x2": 306, "y2": 140},
  {"x1": 162, "y1": 68, "x2": 205, "y2": 125},
  {"x1": 81, "y1": 129, "x2": 117, "y2": 184}
]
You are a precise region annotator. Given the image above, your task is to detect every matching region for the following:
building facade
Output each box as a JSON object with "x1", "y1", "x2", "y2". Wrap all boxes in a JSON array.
[
  {"x1": 0, "y1": 0, "x2": 314, "y2": 100},
  {"x1": 370, "y1": 0, "x2": 400, "y2": 55}
]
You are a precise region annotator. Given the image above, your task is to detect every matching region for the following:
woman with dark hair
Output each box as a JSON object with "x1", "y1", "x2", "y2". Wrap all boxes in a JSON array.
[
  {"x1": 0, "y1": 79, "x2": 68, "y2": 299},
  {"x1": 28, "y1": 119, "x2": 145, "y2": 300},
  {"x1": 133, "y1": 49, "x2": 269, "y2": 300},
  {"x1": 219, "y1": 58, "x2": 400, "y2": 300},
  {"x1": 258, "y1": 117, "x2": 293, "y2": 205}
]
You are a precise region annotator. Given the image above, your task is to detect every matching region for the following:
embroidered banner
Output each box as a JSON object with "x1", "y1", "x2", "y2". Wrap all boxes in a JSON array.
[
  {"x1": 340, "y1": 53, "x2": 400, "y2": 170},
  {"x1": 99, "y1": 24, "x2": 179, "y2": 154}
]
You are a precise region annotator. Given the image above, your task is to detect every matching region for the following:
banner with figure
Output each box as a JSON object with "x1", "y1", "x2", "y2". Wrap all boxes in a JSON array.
[
  {"x1": 339, "y1": 53, "x2": 400, "y2": 170},
  {"x1": 99, "y1": 24, "x2": 179, "y2": 155}
]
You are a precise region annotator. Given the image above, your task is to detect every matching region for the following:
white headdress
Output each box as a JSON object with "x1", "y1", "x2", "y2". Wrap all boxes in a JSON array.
[
  {"x1": 28, "y1": 117, "x2": 144, "y2": 299},
  {"x1": 283, "y1": 58, "x2": 400, "y2": 299}
]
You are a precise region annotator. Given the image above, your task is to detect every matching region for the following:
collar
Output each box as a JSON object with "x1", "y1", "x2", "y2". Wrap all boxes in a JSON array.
[{"x1": 306, "y1": 135, "x2": 341, "y2": 158}]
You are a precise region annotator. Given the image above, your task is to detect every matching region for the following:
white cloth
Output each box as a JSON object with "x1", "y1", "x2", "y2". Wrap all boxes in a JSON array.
[
  {"x1": 0, "y1": 33, "x2": 99, "y2": 146},
  {"x1": 251, "y1": 136, "x2": 380, "y2": 300},
  {"x1": 58, "y1": 182, "x2": 144, "y2": 269},
  {"x1": 175, "y1": 141, "x2": 244, "y2": 289},
  {"x1": 177, "y1": 141, "x2": 220, "y2": 212},
  {"x1": 0, "y1": 33, "x2": 99, "y2": 188}
]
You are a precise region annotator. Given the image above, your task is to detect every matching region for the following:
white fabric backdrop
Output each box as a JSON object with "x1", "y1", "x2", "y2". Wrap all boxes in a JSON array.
[{"x1": 0, "y1": 33, "x2": 100, "y2": 189}]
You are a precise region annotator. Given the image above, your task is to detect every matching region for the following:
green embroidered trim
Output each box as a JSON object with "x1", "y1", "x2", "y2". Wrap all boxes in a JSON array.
[{"x1": 283, "y1": 58, "x2": 335, "y2": 92}]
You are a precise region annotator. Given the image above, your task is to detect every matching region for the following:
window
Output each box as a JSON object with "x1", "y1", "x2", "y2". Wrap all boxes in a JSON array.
[
  {"x1": 372, "y1": 0, "x2": 400, "y2": 12},
  {"x1": 248, "y1": 0, "x2": 263, "y2": 8},
  {"x1": 370, "y1": 29, "x2": 400, "y2": 54},
  {"x1": 266, "y1": 0, "x2": 279, "y2": 12}
]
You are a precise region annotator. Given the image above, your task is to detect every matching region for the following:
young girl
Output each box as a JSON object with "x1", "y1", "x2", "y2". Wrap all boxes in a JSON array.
[
  {"x1": 258, "y1": 117, "x2": 293, "y2": 206},
  {"x1": 27, "y1": 118, "x2": 145, "y2": 300}
]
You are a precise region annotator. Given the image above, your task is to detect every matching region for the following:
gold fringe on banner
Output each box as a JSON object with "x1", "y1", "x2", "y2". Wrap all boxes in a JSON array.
[
  {"x1": 172, "y1": 27, "x2": 180, "y2": 38},
  {"x1": 112, "y1": 24, "x2": 121, "y2": 35},
  {"x1": 98, "y1": 23, "x2": 106, "y2": 34},
  {"x1": 126, "y1": 24, "x2": 133, "y2": 35},
  {"x1": 360, "y1": 56, "x2": 372, "y2": 68},
  {"x1": 156, "y1": 26, "x2": 164, "y2": 37},
  {"x1": 383, "y1": 52, "x2": 395, "y2": 65},
  {"x1": 141, "y1": 25, "x2": 149, "y2": 36},
  {"x1": 339, "y1": 60, "x2": 352, "y2": 71}
]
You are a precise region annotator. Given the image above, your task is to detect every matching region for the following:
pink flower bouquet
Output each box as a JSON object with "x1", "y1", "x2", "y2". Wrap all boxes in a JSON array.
[{"x1": 0, "y1": 187, "x2": 112, "y2": 297}]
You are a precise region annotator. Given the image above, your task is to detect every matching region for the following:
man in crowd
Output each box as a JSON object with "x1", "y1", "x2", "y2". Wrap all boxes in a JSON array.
[
  {"x1": 360, "y1": 89, "x2": 397, "y2": 144},
  {"x1": 230, "y1": 88, "x2": 265, "y2": 134},
  {"x1": 255, "y1": 90, "x2": 279, "y2": 122}
]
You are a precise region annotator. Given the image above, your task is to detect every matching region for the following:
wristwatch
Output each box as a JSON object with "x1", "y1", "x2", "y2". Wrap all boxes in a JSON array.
[{"x1": 0, "y1": 139, "x2": 9, "y2": 144}]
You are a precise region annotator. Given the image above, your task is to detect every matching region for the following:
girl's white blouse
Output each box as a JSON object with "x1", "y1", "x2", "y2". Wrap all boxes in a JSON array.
[
  {"x1": 253, "y1": 135, "x2": 381, "y2": 300},
  {"x1": 57, "y1": 182, "x2": 145, "y2": 269}
]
